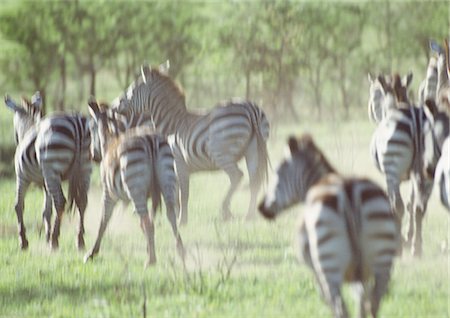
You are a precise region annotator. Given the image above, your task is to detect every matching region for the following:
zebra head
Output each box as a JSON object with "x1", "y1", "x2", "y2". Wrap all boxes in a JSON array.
[
  {"x1": 111, "y1": 61, "x2": 171, "y2": 116},
  {"x1": 423, "y1": 100, "x2": 450, "y2": 178},
  {"x1": 88, "y1": 97, "x2": 111, "y2": 163},
  {"x1": 4, "y1": 91, "x2": 42, "y2": 144},
  {"x1": 259, "y1": 134, "x2": 335, "y2": 219}
]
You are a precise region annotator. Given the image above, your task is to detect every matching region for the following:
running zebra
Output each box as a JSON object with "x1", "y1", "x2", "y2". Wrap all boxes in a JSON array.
[
  {"x1": 367, "y1": 73, "x2": 412, "y2": 124},
  {"x1": 84, "y1": 99, "x2": 184, "y2": 266},
  {"x1": 89, "y1": 105, "x2": 155, "y2": 162},
  {"x1": 258, "y1": 134, "x2": 399, "y2": 318},
  {"x1": 431, "y1": 39, "x2": 450, "y2": 113},
  {"x1": 5, "y1": 93, "x2": 92, "y2": 250},
  {"x1": 370, "y1": 74, "x2": 435, "y2": 256},
  {"x1": 434, "y1": 137, "x2": 450, "y2": 210},
  {"x1": 417, "y1": 54, "x2": 438, "y2": 105},
  {"x1": 111, "y1": 64, "x2": 270, "y2": 223},
  {"x1": 422, "y1": 99, "x2": 450, "y2": 211}
]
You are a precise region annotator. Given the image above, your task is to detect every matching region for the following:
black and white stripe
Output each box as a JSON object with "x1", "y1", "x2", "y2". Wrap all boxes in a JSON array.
[
  {"x1": 259, "y1": 134, "x2": 399, "y2": 318},
  {"x1": 111, "y1": 64, "x2": 270, "y2": 223},
  {"x1": 370, "y1": 74, "x2": 437, "y2": 257},
  {"x1": 434, "y1": 137, "x2": 450, "y2": 210},
  {"x1": 84, "y1": 100, "x2": 184, "y2": 266},
  {"x1": 5, "y1": 93, "x2": 92, "y2": 250},
  {"x1": 367, "y1": 73, "x2": 413, "y2": 124}
]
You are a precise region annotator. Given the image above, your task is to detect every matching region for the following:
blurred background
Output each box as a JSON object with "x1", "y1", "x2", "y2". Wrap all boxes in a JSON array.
[{"x1": 0, "y1": 0, "x2": 448, "y2": 121}]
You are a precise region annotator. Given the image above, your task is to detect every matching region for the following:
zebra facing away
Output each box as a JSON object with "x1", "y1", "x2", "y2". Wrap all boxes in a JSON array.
[
  {"x1": 367, "y1": 73, "x2": 412, "y2": 124},
  {"x1": 370, "y1": 74, "x2": 437, "y2": 257},
  {"x1": 433, "y1": 137, "x2": 450, "y2": 210},
  {"x1": 111, "y1": 64, "x2": 270, "y2": 224},
  {"x1": 4, "y1": 94, "x2": 92, "y2": 250},
  {"x1": 258, "y1": 135, "x2": 399, "y2": 318},
  {"x1": 422, "y1": 100, "x2": 450, "y2": 211},
  {"x1": 84, "y1": 99, "x2": 184, "y2": 266}
]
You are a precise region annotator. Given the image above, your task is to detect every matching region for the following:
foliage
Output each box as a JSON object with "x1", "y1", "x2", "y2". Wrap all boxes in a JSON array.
[{"x1": 0, "y1": 0, "x2": 448, "y2": 118}]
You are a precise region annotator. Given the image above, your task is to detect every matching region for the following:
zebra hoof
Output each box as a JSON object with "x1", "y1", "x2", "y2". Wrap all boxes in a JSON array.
[
  {"x1": 77, "y1": 238, "x2": 86, "y2": 251},
  {"x1": 245, "y1": 212, "x2": 257, "y2": 221},
  {"x1": 50, "y1": 240, "x2": 59, "y2": 251},
  {"x1": 145, "y1": 258, "x2": 156, "y2": 268},
  {"x1": 20, "y1": 238, "x2": 29, "y2": 250},
  {"x1": 221, "y1": 211, "x2": 233, "y2": 222},
  {"x1": 83, "y1": 252, "x2": 95, "y2": 264}
]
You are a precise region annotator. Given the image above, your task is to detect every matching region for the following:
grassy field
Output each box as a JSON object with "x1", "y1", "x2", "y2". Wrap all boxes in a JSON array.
[{"x1": 0, "y1": 118, "x2": 449, "y2": 317}]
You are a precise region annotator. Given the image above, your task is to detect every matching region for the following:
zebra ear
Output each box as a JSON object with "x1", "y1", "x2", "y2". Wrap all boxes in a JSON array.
[
  {"x1": 141, "y1": 64, "x2": 151, "y2": 84},
  {"x1": 367, "y1": 73, "x2": 374, "y2": 84},
  {"x1": 31, "y1": 91, "x2": 42, "y2": 109},
  {"x1": 287, "y1": 136, "x2": 298, "y2": 153},
  {"x1": 88, "y1": 96, "x2": 100, "y2": 120},
  {"x1": 430, "y1": 39, "x2": 444, "y2": 55},
  {"x1": 402, "y1": 72, "x2": 413, "y2": 88},
  {"x1": 4, "y1": 94, "x2": 25, "y2": 114},
  {"x1": 159, "y1": 60, "x2": 170, "y2": 75}
]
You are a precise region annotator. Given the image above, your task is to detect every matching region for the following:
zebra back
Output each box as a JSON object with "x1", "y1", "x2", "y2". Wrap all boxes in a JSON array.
[{"x1": 36, "y1": 113, "x2": 92, "y2": 211}]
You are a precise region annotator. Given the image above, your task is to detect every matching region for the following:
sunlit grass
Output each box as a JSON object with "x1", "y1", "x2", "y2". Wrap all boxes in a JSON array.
[{"x1": 0, "y1": 121, "x2": 448, "y2": 317}]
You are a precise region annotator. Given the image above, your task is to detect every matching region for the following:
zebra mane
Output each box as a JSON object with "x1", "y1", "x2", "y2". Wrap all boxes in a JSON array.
[
  {"x1": 142, "y1": 67, "x2": 187, "y2": 108},
  {"x1": 292, "y1": 134, "x2": 337, "y2": 175}
]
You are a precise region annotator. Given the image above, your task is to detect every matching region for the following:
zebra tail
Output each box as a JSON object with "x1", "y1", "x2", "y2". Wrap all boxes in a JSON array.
[
  {"x1": 150, "y1": 142, "x2": 162, "y2": 214},
  {"x1": 252, "y1": 108, "x2": 271, "y2": 187},
  {"x1": 67, "y1": 163, "x2": 81, "y2": 215}
]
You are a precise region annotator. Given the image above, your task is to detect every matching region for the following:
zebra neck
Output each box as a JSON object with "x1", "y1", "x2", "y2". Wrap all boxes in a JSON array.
[{"x1": 302, "y1": 161, "x2": 336, "y2": 195}]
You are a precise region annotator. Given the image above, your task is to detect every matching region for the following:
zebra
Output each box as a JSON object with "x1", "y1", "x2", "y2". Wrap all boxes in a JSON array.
[
  {"x1": 89, "y1": 104, "x2": 155, "y2": 163},
  {"x1": 430, "y1": 39, "x2": 450, "y2": 113},
  {"x1": 110, "y1": 63, "x2": 270, "y2": 224},
  {"x1": 417, "y1": 54, "x2": 438, "y2": 106},
  {"x1": 367, "y1": 73, "x2": 412, "y2": 124},
  {"x1": 258, "y1": 134, "x2": 399, "y2": 318},
  {"x1": 5, "y1": 93, "x2": 92, "y2": 250},
  {"x1": 370, "y1": 74, "x2": 437, "y2": 257},
  {"x1": 422, "y1": 99, "x2": 450, "y2": 211},
  {"x1": 434, "y1": 137, "x2": 450, "y2": 210},
  {"x1": 84, "y1": 99, "x2": 184, "y2": 266}
]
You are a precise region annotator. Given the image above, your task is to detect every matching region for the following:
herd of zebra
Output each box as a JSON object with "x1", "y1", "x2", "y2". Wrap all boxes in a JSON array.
[{"x1": 3, "y1": 38, "x2": 449, "y2": 317}]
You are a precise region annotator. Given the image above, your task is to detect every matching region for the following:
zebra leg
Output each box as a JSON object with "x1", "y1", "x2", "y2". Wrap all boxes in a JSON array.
[
  {"x1": 322, "y1": 280, "x2": 348, "y2": 318},
  {"x1": 353, "y1": 283, "x2": 368, "y2": 318},
  {"x1": 386, "y1": 179, "x2": 404, "y2": 253},
  {"x1": 370, "y1": 270, "x2": 391, "y2": 318},
  {"x1": 411, "y1": 179, "x2": 433, "y2": 257},
  {"x1": 177, "y1": 164, "x2": 190, "y2": 226},
  {"x1": 75, "y1": 189, "x2": 88, "y2": 251},
  {"x1": 46, "y1": 174, "x2": 66, "y2": 250},
  {"x1": 221, "y1": 164, "x2": 243, "y2": 220},
  {"x1": 42, "y1": 189, "x2": 53, "y2": 243},
  {"x1": 15, "y1": 178, "x2": 30, "y2": 250},
  {"x1": 244, "y1": 137, "x2": 261, "y2": 220},
  {"x1": 405, "y1": 184, "x2": 414, "y2": 248},
  {"x1": 84, "y1": 193, "x2": 116, "y2": 262},
  {"x1": 140, "y1": 212, "x2": 156, "y2": 267},
  {"x1": 164, "y1": 193, "x2": 185, "y2": 262}
]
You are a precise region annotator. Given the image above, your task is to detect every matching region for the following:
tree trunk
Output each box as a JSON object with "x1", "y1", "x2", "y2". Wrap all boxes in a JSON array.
[
  {"x1": 89, "y1": 63, "x2": 96, "y2": 97},
  {"x1": 58, "y1": 55, "x2": 66, "y2": 111},
  {"x1": 245, "y1": 69, "x2": 251, "y2": 100}
]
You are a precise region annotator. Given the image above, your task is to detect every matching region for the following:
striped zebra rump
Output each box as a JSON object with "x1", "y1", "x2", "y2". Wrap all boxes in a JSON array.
[
  {"x1": 436, "y1": 138, "x2": 450, "y2": 210},
  {"x1": 102, "y1": 129, "x2": 171, "y2": 213},
  {"x1": 36, "y1": 113, "x2": 92, "y2": 210},
  {"x1": 259, "y1": 134, "x2": 398, "y2": 317},
  {"x1": 302, "y1": 176, "x2": 398, "y2": 284}
]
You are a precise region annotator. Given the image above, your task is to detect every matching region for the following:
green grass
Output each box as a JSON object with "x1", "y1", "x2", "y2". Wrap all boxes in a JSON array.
[{"x1": 0, "y1": 121, "x2": 449, "y2": 317}]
